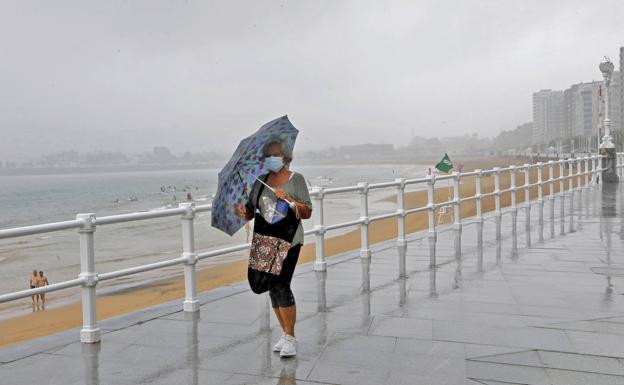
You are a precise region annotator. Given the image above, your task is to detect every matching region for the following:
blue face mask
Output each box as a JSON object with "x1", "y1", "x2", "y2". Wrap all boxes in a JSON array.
[{"x1": 265, "y1": 156, "x2": 284, "y2": 172}]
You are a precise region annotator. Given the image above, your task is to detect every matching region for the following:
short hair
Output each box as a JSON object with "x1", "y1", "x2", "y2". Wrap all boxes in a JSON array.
[{"x1": 262, "y1": 136, "x2": 293, "y2": 166}]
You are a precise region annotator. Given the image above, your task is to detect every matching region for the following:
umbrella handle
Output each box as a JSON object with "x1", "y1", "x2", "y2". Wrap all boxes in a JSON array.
[{"x1": 255, "y1": 177, "x2": 276, "y2": 193}]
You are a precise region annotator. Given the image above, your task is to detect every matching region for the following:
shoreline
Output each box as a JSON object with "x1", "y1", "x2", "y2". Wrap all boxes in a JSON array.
[
  {"x1": 0, "y1": 156, "x2": 521, "y2": 177},
  {"x1": 0, "y1": 157, "x2": 541, "y2": 348}
]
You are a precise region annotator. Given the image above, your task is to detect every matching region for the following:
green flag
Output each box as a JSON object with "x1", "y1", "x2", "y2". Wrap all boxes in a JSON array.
[{"x1": 435, "y1": 153, "x2": 453, "y2": 173}]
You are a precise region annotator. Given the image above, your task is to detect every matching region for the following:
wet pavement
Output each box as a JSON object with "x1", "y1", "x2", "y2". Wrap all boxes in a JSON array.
[{"x1": 2, "y1": 183, "x2": 624, "y2": 384}]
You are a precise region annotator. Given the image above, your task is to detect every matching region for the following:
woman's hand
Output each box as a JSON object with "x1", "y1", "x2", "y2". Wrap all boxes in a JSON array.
[
  {"x1": 274, "y1": 189, "x2": 292, "y2": 202},
  {"x1": 235, "y1": 203, "x2": 251, "y2": 220},
  {"x1": 274, "y1": 189, "x2": 312, "y2": 219}
]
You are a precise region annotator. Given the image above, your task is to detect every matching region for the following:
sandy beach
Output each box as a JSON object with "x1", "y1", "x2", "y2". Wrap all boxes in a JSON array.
[{"x1": 0, "y1": 156, "x2": 571, "y2": 347}]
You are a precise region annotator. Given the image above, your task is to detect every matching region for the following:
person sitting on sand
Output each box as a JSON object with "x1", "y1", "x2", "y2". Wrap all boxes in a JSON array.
[
  {"x1": 36, "y1": 271, "x2": 49, "y2": 308},
  {"x1": 29, "y1": 270, "x2": 39, "y2": 305}
]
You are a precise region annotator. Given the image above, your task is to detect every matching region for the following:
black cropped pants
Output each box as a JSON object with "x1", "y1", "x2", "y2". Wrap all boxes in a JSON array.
[{"x1": 269, "y1": 244, "x2": 301, "y2": 308}]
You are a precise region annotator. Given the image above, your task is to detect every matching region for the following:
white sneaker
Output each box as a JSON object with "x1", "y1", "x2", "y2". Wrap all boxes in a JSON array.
[
  {"x1": 273, "y1": 334, "x2": 286, "y2": 352},
  {"x1": 280, "y1": 334, "x2": 297, "y2": 358}
]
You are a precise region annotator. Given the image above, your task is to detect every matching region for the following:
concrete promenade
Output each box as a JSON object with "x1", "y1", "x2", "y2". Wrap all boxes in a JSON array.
[{"x1": 2, "y1": 183, "x2": 624, "y2": 384}]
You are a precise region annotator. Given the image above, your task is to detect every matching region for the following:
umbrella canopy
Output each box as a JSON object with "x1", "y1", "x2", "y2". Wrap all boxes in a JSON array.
[{"x1": 211, "y1": 115, "x2": 299, "y2": 236}]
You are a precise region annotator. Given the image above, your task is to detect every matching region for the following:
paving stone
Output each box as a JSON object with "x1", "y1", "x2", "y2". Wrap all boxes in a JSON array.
[
  {"x1": 306, "y1": 360, "x2": 391, "y2": 385},
  {"x1": 538, "y1": 350, "x2": 624, "y2": 376},
  {"x1": 466, "y1": 361, "x2": 552, "y2": 385},
  {"x1": 367, "y1": 316, "x2": 433, "y2": 339},
  {"x1": 546, "y1": 368, "x2": 624, "y2": 385},
  {"x1": 469, "y1": 350, "x2": 542, "y2": 367},
  {"x1": 566, "y1": 330, "x2": 624, "y2": 358},
  {"x1": 394, "y1": 338, "x2": 465, "y2": 358}
]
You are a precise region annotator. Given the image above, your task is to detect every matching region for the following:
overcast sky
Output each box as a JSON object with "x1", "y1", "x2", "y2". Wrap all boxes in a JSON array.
[{"x1": 1, "y1": 0, "x2": 623, "y2": 161}]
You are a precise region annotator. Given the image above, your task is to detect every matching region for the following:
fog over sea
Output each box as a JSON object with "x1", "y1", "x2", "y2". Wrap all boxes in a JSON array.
[{"x1": 0, "y1": 163, "x2": 429, "y2": 317}]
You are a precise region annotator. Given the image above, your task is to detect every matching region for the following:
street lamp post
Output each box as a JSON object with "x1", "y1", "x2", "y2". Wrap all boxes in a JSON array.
[
  {"x1": 599, "y1": 56, "x2": 619, "y2": 183},
  {"x1": 599, "y1": 57, "x2": 615, "y2": 149}
]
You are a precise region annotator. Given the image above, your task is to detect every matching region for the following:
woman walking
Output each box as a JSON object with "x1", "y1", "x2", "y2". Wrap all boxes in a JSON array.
[{"x1": 235, "y1": 137, "x2": 312, "y2": 358}]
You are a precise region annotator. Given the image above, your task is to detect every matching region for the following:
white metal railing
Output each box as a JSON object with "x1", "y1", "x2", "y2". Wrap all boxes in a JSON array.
[{"x1": 0, "y1": 154, "x2": 617, "y2": 344}]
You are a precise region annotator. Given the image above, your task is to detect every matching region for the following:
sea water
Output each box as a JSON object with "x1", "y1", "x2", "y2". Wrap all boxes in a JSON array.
[{"x1": 0, "y1": 163, "x2": 429, "y2": 317}]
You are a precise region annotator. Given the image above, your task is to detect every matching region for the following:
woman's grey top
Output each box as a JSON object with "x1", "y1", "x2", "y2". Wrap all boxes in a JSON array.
[{"x1": 245, "y1": 171, "x2": 312, "y2": 246}]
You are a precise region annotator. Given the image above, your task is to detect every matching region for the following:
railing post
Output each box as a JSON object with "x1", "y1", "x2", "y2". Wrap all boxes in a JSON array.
[
  {"x1": 429, "y1": 265, "x2": 438, "y2": 298},
  {"x1": 594, "y1": 155, "x2": 601, "y2": 216},
  {"x1": 559, "y1": 160, "x2": 566, "y2": 235},
  {"x1": 583, "y1": 156, "x2": 589, "y2": 219},
  {"x1": 568, "y1": 159, "x2": 575, "y2": 233},
  {"x1": 315, "y1": 270, "x2": 328, "y2": 313},
  {"x1": 395, "y1": 178, "x2": 407, "y2": 278},
  {"x1": 584, "y1": 157, "x2": 590, "y2": 188},
  {"x1": 575, "y1": 157, "x2": 583, "y2": 222},
  {"x1": 585, "y1": 156, "x2": 592, "y2": 218},
  {"x1": 510, "y1": 165, "x2": 518, "y2": 258},
  {"x1": 475, "y1": 169, "x2": 484, "y2": 270},
  {"x1": 427, "y1": 174, "x2": 437, "y2": 267},
  {"x1": 493, "y1": 167, "x2": 502, "y2": 242},
  {"x1": 577, "y1": 157, "x2": 583, "y2": 190},
  {"x1": 260, "y1": 292, "x2": 271, "y2": 332},
  {"x1": 358, "y1": 182, "x2": 371, "y2": 259},
  {"x1": 589, "y1": 156, "x2": 594, "y2": 184},
  {"x1": 591, "y1": 155, "x2": 598, "y2": 185},
  {"x1": 537, "y1": 162, "x2": 544, "y2": 243},
  {"x1": 452, "y1": 171, "x2": 462, "y2": 259},
  {"x1": 76, "y1": 213, "x2": 100, "y2": 344},
  {"x1": 312, "y1": 187, "x2": 326, "y2": 271},
  {"x1": 548, "y1": 161, "x2": 555, "y2": 238},
  {"x1": 180, "y1": 202, "x2": 199, "y2": 312},
  {"x1": 600, "y1": 146, "x2": 620, "y2": 183},
  {"x1": 524, "y1": 164, "x2": 532, "y2": 247}
]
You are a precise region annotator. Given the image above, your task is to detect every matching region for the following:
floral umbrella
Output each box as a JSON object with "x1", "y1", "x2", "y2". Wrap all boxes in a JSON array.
[{"x1": 211, "y1": 115, "x2": 299, "y2": 236}]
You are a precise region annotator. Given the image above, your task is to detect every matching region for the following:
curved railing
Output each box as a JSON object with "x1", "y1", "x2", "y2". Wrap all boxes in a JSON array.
[{"x1": 0, "y1": 154, "x2": 618, "y2": 344}]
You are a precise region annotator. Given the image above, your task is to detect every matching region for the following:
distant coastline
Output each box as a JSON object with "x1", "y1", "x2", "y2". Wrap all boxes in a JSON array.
[
  {"x1": 0, "y1": 163, "x2": 223, "y2": 176},
  {"x1": 0, "y1": 156, "x2": 500, "y2": 177}
]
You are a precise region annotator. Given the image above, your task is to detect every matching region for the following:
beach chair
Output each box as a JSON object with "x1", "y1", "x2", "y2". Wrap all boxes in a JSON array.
[{"x1": 437, "y1": 204, "x2": 453, "y2": 226}]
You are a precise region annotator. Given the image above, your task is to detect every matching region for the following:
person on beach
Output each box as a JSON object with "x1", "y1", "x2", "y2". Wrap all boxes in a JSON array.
[
  {"x1": 29, "y1": 270, "x2": 39, "y2": 305},
  {"x1": 234, "y1": 137, "x2": 312, "y2": 358},
  {"x1": 36, "y1": 271, "x2": 49, "y2": 308}
]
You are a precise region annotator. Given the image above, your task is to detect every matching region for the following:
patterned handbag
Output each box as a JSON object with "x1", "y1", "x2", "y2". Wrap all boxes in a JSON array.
[
  {"x1": 247, "y1": 176, "x2": 299, "y2": 294},
  {"x1": 249, "y1": 233, "x2": 291, "y2": 276}
]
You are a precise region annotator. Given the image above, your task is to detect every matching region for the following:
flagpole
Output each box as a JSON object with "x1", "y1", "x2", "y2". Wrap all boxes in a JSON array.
[
  {"x1": 447, "y1": 177, "x2": 451, "y2": 224},
  {"x1": 434, "y1": 153, "x2": 455, "y2": 225}
]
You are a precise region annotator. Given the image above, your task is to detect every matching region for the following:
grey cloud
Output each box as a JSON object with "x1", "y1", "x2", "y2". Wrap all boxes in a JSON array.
[{"x1": 0, "y1": 0, "x2": 623, "y2": 161}]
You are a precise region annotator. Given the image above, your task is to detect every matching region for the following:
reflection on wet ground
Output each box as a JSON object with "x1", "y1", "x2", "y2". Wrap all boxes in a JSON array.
[{"x1": 2, "y1": 184, "x2": 624, "y2": 384}]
